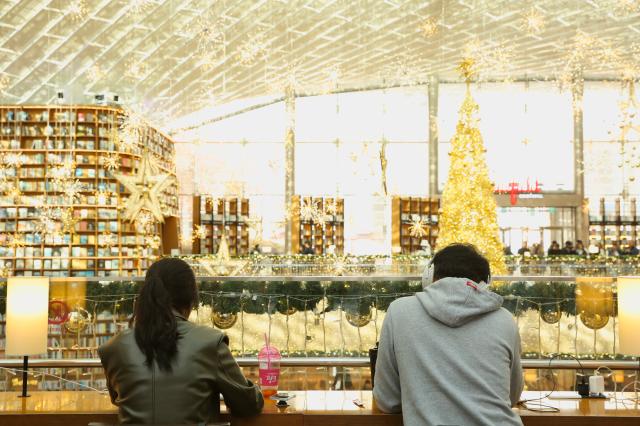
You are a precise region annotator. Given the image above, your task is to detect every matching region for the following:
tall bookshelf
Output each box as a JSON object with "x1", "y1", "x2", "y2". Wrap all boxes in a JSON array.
[
  {"x1": 291, "y1": 195, "x2": 345, "y2": 255},
  {"x1": 588, "y1": 197, "x2": 638, "y2": 251},
  {"x1": 0, "y1": 105, "x2": 179, "y2": 277},
  {"x1": 391, "y1": 196, "x2": 440, "y2": 254},
  {"x1": 192, "y1": 196, "x2": 250, "y2": 256}
]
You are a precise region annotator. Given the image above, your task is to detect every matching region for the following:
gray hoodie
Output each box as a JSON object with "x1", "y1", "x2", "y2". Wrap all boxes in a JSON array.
[{"x1": 373, "y1": 277, "x2": 523, "y2": 426}]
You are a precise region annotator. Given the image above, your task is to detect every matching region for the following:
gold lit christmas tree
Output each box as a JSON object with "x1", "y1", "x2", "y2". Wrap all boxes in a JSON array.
[{"x1": 436, "y1": 58, "x2": 507, "y2": 275}]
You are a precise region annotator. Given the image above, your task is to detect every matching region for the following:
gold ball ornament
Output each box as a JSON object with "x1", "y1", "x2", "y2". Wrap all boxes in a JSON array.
[
  {"x1": 64, "y1": 307, "x2": 91, "y2": 333},
  {"x1": 540, "y1": 304, "x2": 562, "y2": 324},
  {"x1": 346, "y1": 311, "x2": 372, "y2": 328},
  {"x1": 211, "y1": 311, "x2": 238, "y2": 329},
  {"x1": 579, "y1": 312, "x2": 610, "y2": 330}
]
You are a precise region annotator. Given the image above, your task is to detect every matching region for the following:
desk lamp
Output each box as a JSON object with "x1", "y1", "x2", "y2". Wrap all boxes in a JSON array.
[{"x1": 5, "y1": 277, "x2": 50, "y2": 397}]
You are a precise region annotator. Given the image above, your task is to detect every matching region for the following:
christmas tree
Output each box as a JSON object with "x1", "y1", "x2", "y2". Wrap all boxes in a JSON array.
[{"x1": 436, "y1": 58, "x2": 507, "y2": 275}]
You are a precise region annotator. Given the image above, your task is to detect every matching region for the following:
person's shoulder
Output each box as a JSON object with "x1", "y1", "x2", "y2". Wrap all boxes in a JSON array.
[
  {"x1": 487, "y1": 307, "x2": 519, "y2": 332},
  {"x1": 98, "y1": 328, "x2": 134, "y2": 361},
  {"x1": 387, "y1": 294, "x2": 421, "y2": 315},
  {"x1": 182, "y1": 322, "x2": 226, "y2": 347}
]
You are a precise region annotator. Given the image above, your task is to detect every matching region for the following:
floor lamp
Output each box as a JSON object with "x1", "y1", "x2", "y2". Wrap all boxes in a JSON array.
[
  {"x1": 617, "y1": 277, "x2": 640, "y2": 400},
  {"x1": 5, "y1": 277, "x2": 50, "y2": 398}
]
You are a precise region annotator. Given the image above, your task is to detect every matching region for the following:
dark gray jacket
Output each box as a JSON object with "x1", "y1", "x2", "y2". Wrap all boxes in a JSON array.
[
  {"x1": 373, "y1": 277, "x2": 524, "y2": 426},
  {"x1": 98, "y1": 315, "x2": 263, "y2": 424}
]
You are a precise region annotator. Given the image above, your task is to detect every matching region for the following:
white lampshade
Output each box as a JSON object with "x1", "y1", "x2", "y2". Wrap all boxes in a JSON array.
[
  {"x1": 5, "y1": 277, "x2": 50, "y2": 356},
  {"x1": 617, "y1": 277, "x2": 640, "y2": 356}
]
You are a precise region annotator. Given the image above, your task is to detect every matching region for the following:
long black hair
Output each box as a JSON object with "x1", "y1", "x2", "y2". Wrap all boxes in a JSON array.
[{"x1": 133, "y1": 257, "x2": 198, "y2": 371}]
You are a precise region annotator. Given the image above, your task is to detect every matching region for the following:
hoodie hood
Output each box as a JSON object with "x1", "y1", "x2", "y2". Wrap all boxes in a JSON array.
[{"x1": 416, "y1": 277, "x2": 503, "y2": 327}]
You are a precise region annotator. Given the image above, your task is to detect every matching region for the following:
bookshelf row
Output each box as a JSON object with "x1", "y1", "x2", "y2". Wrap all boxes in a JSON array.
[
  {"x1": 0, "y1": 105, "x2": 179, "y2": 277},
  {"x1": 192, "y1": 196, "x2": 251, "y2": 256}
]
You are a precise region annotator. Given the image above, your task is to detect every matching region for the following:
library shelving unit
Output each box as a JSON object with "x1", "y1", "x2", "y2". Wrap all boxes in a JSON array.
[
  {"x1": 0, "y1": 105, "x2": 179, "y2": 277},
  {"x1": 191, "y1": 196, "x2": 250, "y2": 256},
  {"x1": 391, "y1": 196, "x2": 440, "y2": 254},
  {"x1": 291, "y1": 195, "x2": 345, "y2": 255},
  {"x1": 588, "y1": 197, "x2": 638, "y2": 250}
]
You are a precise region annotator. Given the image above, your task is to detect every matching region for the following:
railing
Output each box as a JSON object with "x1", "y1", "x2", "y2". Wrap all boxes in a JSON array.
[{"x1": 0, "y1": 358, "x2": 638, "y2": 370}]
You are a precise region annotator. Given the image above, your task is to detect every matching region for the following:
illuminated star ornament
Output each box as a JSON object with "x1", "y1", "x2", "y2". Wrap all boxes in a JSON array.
[
  {"x1": 409, "y1": 216, "x2": 428, "y2": 238},
  {"x1": 114, "y1": 151, "x2": 174, "y2": 224}
]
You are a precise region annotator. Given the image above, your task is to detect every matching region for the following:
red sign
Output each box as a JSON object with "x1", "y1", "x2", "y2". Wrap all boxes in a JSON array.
[{"x1": 495, "y1": 180, "x2": 543, "y2": 205}]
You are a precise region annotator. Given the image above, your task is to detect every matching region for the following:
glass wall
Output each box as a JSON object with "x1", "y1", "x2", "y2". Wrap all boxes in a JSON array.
[
  {"x1": 173, "y1": 80, "x2": 635, "y2": 253},
  {"x1": 438, "y1": 82, "x2": 574, "y2": 192},
  {"x1": 583, "y1": 81, "x2": 640, "y2": 204}
]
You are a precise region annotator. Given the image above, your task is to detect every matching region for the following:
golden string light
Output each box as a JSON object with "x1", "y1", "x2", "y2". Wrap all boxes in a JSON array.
[
  {"x1": 100, "y1": 230, "x2": 117, "y2": 248},
  {"x1": 238, "y1": 33, "x2": 268, "y2": 66}
]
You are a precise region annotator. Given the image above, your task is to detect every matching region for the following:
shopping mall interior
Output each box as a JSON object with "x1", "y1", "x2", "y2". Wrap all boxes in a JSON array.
[{"x1": 0, "y1": 1, "x2": 639, "y2": 425}]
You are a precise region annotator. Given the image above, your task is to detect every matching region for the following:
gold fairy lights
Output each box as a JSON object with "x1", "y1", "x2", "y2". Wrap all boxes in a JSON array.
[
  {"x1": 192, "y1": 224, "x2": 208, "y2": 241},
  {"x1": 238, "y1": 33, "x2": 268, "y2": 66}
]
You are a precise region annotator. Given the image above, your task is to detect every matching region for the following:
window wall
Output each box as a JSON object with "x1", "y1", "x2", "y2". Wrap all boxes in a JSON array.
[
  {"x1": 438, "y1": 82, "x2": 574, "y2": 193},
  {"x1": 583, "y1": 81, "x2": 640, "y2": 210},
  {"x1": 173, "y1": 80, "x2": 633, "y2": 254}
]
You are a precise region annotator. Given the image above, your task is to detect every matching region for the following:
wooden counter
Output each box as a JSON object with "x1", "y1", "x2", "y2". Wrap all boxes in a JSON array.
[{"x1": 1, "y1": 390, "x2": 638, "y2": 426}]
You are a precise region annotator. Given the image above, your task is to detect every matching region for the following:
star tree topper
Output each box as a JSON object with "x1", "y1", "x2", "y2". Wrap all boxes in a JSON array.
[{"x1": 114, "y1": 150, "x2": 174, "y2": 223}]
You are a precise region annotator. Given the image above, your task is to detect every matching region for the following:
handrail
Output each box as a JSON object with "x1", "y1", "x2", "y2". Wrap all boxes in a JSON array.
[
  {"x1": 0, "y1": 275, "x2": 583, "y2": 283},
  {"x1": 0, "y1": 358, "x2": 638, "y2": 370}
]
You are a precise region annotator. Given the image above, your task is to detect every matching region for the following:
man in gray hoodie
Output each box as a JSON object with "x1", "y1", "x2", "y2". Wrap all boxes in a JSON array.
[{"x1": 373, "y1": 243, "x2": 523, "y2": 426}]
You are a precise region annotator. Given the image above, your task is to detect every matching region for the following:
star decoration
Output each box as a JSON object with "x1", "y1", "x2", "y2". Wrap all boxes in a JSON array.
[
  {"x1": 99, "y1": 231, "x2": 117, "y2": 248},
  {"x1": 102, "y1": 152, "x2": 120, "y2": 171},
  {"x1": 300, "y1": 199, "x2": 321, "y2": 222},
  {"x1": 5, "y1": 185, "x2": 21, "y2": 202},
  {"x1": 324, "y1": 200, "x2": 338, "y2": 215},
  {"x1": 134, "y1": 210, "x2": 155, "y2": 235},
  {"x1": 409, "y1": 216, "x2": 428, "y2": 238},
  {"x1": 59, "y1": 208, "x2": 77, "y2": 234},
  {"x1": 35, "y1": 206, "x2": 60, "y2": 238},
  {"x1": 193, "y1": 224, "x2": 208, "y2": 241},
  {"x1": 521, "y1": 8, "x2": 545, "y2": 36},
  {"x1": 114, "y1": 151, "x2": 174, "y2": 223},
  {"x1": 238, "y1": 33, "x2": 267, "y2": 66},
  {"x1": 2, "y1": 152, "x2": 24, "y2": 168},
  {"x1": 63, "y1": 179, "x2": 82, "y2": 202}
]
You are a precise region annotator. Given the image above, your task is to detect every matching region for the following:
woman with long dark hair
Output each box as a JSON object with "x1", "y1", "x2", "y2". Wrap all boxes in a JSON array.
[{"x1": 99, "y1": 257, "x2": 263, "y2": 424}]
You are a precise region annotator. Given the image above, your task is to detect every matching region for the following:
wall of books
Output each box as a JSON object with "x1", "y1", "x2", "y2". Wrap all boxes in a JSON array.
[
  {"x1": 291, "y1": 195, "x2": 345, "y2": 255},
  {"x1": 391, "y1": 196, "x2": 440, "y2": 254},
  {"x1": 0, "y1": 105, "x2": 179, "y2": 277},
  {"x1": 191, "y1": 196, "x2": 250, "y2": 256},
  {"x1": 588, "y1": 197, "x2": 638, "y2": 252}
]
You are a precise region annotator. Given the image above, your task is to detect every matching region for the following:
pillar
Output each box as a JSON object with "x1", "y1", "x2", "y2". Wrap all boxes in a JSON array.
[{"x1": 284, "y1": 86, "x2": 296, "y2": 254}]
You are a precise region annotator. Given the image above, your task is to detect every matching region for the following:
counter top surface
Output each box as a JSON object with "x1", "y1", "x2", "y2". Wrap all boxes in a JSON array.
[{"x1": 0, "y1": 390, "x2": 638, "y2": 425}]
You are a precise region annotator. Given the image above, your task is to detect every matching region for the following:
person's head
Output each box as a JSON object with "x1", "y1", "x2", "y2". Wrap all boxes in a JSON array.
[
  {"x1": 565, "y1": 241, "x2": 573, "y2": 248},
  {"x1": 612, "y1": 241, "x2": 619, "y2": 247},
  {"x1": 576, "y1": 240, "x2": 584, "y2": 249},
  {"x1": 430, "y1": 243, "x2": 491, "y2": 284},
  {"x1": 630, "y1": 240, "x2": 637, "y2": 248},
  {"x1": 522, "y1": 241, "x2": 528, "y2": 248},
  {"x1": 551, "y1": 241, "x2": 559, "y2": 249},
  {"x1": 133, "y1": 257, "x2": 198, "y2": 371}
]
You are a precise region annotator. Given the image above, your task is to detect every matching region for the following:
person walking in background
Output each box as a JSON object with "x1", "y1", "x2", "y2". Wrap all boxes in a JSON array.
[
  {"x1": 374, "y1": 244, "x2": 523, "y2": 426},
  {"x1": 99, "y1": 258, "x2": 263, "y2": 424}
]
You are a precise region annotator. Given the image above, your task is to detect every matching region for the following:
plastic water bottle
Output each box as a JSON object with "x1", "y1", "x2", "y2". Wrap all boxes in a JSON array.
[{"x1": 258, "y1": 335, "x2": 281, "y2": 398}]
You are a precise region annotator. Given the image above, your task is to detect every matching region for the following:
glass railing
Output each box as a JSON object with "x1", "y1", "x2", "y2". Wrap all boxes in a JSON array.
[{"x1": 0, "y1": 275, "x2": 638, "y2": 393}]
